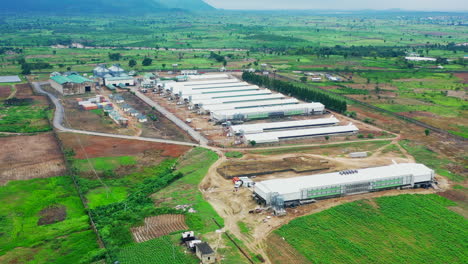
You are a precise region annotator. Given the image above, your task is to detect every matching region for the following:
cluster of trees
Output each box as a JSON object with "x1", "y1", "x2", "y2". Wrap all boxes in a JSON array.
[
  {"x1": 18, "y1": 58, "x2": 52, "y2": 74},
  {"x1": 242, "y1": 72, "x2": 347, "y2": 113},
  {"x1": 288, "y1": 45, "x2": 406, "y2": 58},
  {"x1": 0, "y1": 47, "x2": 23, "y2": 55},
  {"x1": 210, "y1": 51, "x2": 227, "y2": 66},
  {"x1": 108, "y1": 53, "x2": 122, "y2": 61},
  {"x1": 89, "y1": 160, "x2": 183, "y2": 255},
  {"x1": 4, "y1": 97, "x2": 33, "y2": 106}
]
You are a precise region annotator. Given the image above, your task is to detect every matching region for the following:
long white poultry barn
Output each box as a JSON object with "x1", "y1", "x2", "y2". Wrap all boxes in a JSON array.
[
  {"x1": 188, "y1": 74, "x2": 230, "y2": 80},
  {"x1": 230, "y1": 116, "x2": 340, "y2": 135},
  {"x1": 171, "y1": 82, "x2": 250, "y2": 93},
  {"x1": 188, "y1": 90, "x2": 274, "y2": 106},
  {"x1": 193, "y1": 94, "x2": 286, "y2": 108},
  {"x1": 200, "y1": 99, "x2": 299, "y2": 114},
  {"x1": 179, "y1": 86, "x2": 260, "y2": 100},
  {"x1": 253, "y1": 163, "x2": 435, "y2": 207},
  {"x1": 211, "y1": 103, "x2": 325, "y2": 122},
  {"x1": 165, "y1": 79, "x2": 237, "y2": 90},
  {"x1": 244, "y1": 123, "x2": 358, "y2": 144},
  {"x1": 173, "y1": 79, "x2": 237, "y2": 87}
]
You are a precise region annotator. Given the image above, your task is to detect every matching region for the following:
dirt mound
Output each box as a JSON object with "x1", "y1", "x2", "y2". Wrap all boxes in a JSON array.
[
  {"x1": 217, "y1": 156, "x2": 332, "y2": 178},
  {"x1": 38, "y1": 205, "x2": 66, "y2": 225},
  {"x1": 131, "y1": 214, "x2": 188, "y2": 243},
  {"x1": 59, "y1": 133, "x2": 191, "y2": 159}
]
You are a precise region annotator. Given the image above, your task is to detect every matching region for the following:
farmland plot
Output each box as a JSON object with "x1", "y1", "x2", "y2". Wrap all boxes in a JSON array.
[
  {"x1": 116, "y1": 235, "x2": 198, "y2": 264},
  {"x1": 131, "y1": 214, "x2": 188, "y2": 243},
  {"x1": 275, "y1": 194, "x2": 467, "y2": 264}
]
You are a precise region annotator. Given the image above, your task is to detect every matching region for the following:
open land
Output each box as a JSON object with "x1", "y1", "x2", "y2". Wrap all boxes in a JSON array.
[{"x1": 0, "y1": 133, "x2": 66, "y2": 185}]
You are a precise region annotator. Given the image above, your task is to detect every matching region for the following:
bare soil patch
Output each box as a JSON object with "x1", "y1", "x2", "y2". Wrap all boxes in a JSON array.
[
  {"x1": 15, "y1": 83, "x2": 48, "y2": 105},
  {"x1": 0, "y1": 85, "x2": 11, "y2": 98},
  {"x1": 58, "y1": 133, "x2": 191, "y2": 159},
  {"x1": 131, "y1": 214, "x2": 188, "y2": 243},
  {"x1": 438, "y1": 190, "x2": 467, "y2": 203},
  {"x1": 454, "y1": 73, "x2": 468, "y2": 84},
  {"x1": 120, "y1": 92, "x2": 194, "y2": 142},
  {"x1": 37, "y1": 205, "x2": 66, "y2": 225},
  {"x1": 217, "y1": 155, "x2": 332, "y2": 178},
  {"x1": 61, "y1": 96, "x2": 136, "y2": 136},
  {"x1": 0, "y1": 133, "x2": 66, "y2": 185}
]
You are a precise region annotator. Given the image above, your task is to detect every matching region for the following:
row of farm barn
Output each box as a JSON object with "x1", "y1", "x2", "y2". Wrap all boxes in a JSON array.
[{"x1": 160, "y1": 74, "x2": 358, "y2": 144}]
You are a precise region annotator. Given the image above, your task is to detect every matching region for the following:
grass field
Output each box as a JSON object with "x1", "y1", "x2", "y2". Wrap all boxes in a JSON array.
[
  {"x1": 85, "y1": 186, "x2": 128, "y2": 209},
  {"x1": 276, "y1": 194, "x2": 467, "y2": 264},
  {"x1": 0, "y1": 176, "x2": 101, "y2": 263},
  {"x1": 73, "y1": 156, "x2": 137, "y2": 173},
  {"x1": 0, "y1": 102, "x2": 51, "y2": 133},
  {"x1": 398, "y1": 140, "x2": 464, "y2": 182},
  {"x1": 153, "y1": 147, "x2": 224, "y2": 234}
]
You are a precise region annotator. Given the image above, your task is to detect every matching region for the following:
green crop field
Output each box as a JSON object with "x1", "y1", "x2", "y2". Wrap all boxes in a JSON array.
[
  {"x1": 0, "y1": 176, "x2": 102, "y2": 263},
  {"x1": 276, "y1": 194, "x2": 468, "y2": 264},
  {"x1": 115, "y1": 235, "x2": 198, "y2": 264}
]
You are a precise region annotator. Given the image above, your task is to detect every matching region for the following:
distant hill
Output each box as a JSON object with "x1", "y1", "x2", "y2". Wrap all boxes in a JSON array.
[{"x1": 2, "y1": 0, "x2": 215, "y2": 13}]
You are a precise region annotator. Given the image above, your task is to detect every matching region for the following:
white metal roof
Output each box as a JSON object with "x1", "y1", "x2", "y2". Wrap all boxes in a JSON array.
[
  {"x1": 171, "y1": 83, "x2": 251, "y2": 93},
  {"x1": 231, "y1": 116, "x2": 340, "y2": 134},
  {"x1": 203, "y1": 99, "x2": 299, "y2": 112},
  {"x1": 180, "y1": 86, "x2": 260, "y2": 98},
  {"x1": 244, "y1": 124, "x2": 358, "y2": 143},
  {"x1": 169, "y1": 79, "x2": 238, "y2": 88},
  {"x1": 194, "y1": 94, "x2": 286, "y2": 106},
  {"x1": 255, "y1": 163, "x2": 434, "y2": 195},
  {"x1": 188, "y1": 74, "x2": 230, "y2": 80},
  {"x1": 188, "y1": 90, "x2": 273, "y2": 101},
  {"x1": 212, "y1": 103, "x2": 324, "y2": 116}
]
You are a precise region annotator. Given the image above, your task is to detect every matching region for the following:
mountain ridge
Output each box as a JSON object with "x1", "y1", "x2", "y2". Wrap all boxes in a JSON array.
[{"x1": 2, "y1": 0, "x2": 215, "y2": 13}]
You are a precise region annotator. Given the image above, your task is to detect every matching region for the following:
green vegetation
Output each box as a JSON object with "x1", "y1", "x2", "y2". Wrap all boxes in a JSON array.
[
  {"x1": 0, "y1": 100, "x2": 51, "y2": 133},
  {"x1": 115, "y1": 235, "x2": 198, "y2": 264},
  {"x1": 73, "y1": 156, "x2": 137, "y2": 173},
  {"x1": 277, "y1": 194, "x2": 468, "y2": 264},
  {"x1": 399, "y1": 140, "x2": 464, "y2": 182},
  {"x1": 237, "y1": 221, "x2": 251, "y2": 235},
  {"x1": 0, "y1": 176, "x2": 101, "y2": 263},
  {"x1": 90, "y1": 159, "x2": 182, "y2": 250},
  {"x1": 225, "y1": 151, "x2": 244, "y2": 158},
  {"x1": 85, "y1": 186, "x2": 128, "y2": 209},
  {"x1": 153, "y1": 148, "x2": 223, "y2": 234},
  {"x1": 243, "y1": 72, "x2": 347, "y2": 113}
]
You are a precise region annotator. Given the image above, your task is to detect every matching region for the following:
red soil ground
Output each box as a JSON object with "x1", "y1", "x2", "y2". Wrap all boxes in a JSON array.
[{"x1": 59, "y1": 133, "x2": 191, "y2": 159}]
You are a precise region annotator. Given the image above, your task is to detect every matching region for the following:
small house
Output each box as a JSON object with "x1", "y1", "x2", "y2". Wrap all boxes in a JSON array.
[
  {"x1": 195, "y1": 242, "x2": 215, "y2": 264},
  {"x1": 137, "y1": 114, "x2": 148, "y2": 123}
]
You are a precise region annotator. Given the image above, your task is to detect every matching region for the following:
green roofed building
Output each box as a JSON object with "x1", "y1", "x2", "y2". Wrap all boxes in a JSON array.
[{"x1": 50, "y1": 73, "x2": 96, "y2": 96}]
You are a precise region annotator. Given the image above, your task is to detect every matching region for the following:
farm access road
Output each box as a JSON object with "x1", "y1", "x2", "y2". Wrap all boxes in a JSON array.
[{"x1": 32, "y1": 82, "x2": 201, "y2": 147}]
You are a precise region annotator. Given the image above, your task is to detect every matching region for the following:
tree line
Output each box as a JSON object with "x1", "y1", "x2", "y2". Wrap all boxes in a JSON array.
[{"x1": 242, "y1": 72, "x2": 347, "y2": 113}]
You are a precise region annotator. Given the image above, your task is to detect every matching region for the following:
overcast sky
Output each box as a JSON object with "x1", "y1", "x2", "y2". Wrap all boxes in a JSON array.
[{"x1": 204, "y1": 0, "x2": 467, "y2": 11}]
